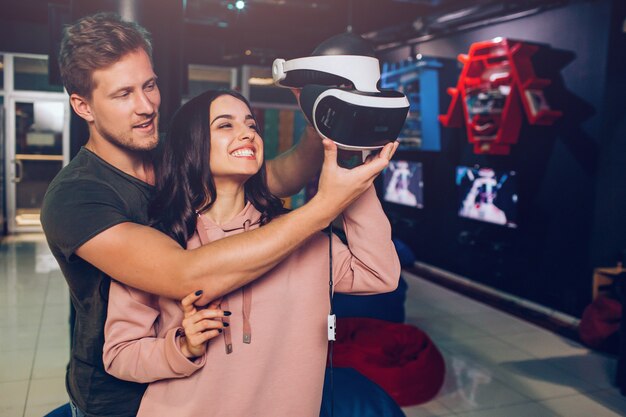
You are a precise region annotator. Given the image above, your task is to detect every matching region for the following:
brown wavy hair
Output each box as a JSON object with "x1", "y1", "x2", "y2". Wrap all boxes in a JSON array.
[{"x1": 58, "y1": 12, "x2": 152, "y2": 98}]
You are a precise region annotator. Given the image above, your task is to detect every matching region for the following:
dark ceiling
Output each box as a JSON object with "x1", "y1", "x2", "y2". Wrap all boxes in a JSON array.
[
  {"x1": 0, "y1": 0, "x2": 567, "y2": 66},
  {"x1": 181, "y1": 0, "x2": 564, "y2": 65}
]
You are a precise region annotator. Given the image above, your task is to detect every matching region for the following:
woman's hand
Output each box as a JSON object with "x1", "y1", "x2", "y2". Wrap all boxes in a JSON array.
[{"x1": 179, "y1": 290, "x2": 228, "y2": 359}]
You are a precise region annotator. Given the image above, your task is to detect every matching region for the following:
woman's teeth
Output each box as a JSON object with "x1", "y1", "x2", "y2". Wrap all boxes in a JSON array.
[{"x1": 231, "y1": 149, "x2": 254, "y2": 157}]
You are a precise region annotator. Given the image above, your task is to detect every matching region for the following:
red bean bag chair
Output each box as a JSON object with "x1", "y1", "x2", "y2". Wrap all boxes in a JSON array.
[
  {"x1": 579, "y1": 295, "x2": 621, "y2": 353},
  {"x1": 330, "y1": 317, "x2": 445, "y2": 406}
]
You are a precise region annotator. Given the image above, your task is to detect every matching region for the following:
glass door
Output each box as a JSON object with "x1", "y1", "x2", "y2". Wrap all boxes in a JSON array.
[{"x1": 6, "y1": 96, "x2": 69, "y2": 233}]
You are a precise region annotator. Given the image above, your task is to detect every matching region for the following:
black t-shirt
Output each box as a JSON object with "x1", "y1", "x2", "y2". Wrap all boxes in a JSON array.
[{"x1": 41, "y1": 147, "x2": 154, "y2": 417}]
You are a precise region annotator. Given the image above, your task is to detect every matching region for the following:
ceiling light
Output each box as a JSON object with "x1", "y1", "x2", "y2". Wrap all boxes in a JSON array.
[
  {"x1": 235, "y1": 0, "x2": 245, "y2": 10},
  {"x1": 245, "y1": 49, "x2": 252, "y2": 56},
  {"x1": 435, "y1": 6, "x2": 479, "y2": 24},
  {"x1": 412, "y1": 17, "x2": 424, "y2": 32},
  {"x1": 249, "y1": 77, "x2": 275, "y2": 86}
]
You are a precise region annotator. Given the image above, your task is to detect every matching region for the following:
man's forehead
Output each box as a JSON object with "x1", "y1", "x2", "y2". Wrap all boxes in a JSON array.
[{"x1": 91, "y1": 51, "x2": 156, "y2": 93}]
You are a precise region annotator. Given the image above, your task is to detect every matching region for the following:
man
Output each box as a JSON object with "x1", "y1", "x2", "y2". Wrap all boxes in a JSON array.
[{"x1": 41, "y1": 12, "x2": 397, "y2": 417}]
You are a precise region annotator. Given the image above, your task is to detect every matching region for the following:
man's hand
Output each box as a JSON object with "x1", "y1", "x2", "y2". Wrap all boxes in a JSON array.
[
  {"x1": 264, "y1": 87, "x2": 323, "y2": 197},
  {"x1": 312, "y1": 139, "x2": 398, "y2": 218}
]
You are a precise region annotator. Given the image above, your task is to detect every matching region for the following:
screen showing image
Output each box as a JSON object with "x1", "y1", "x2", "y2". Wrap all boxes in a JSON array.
[
  {"x1": 382, "y1": 160, "x2": 424, "y2": 208},
  {"x1": 456, "y1": 166, "x2": 517, "y2": 228}
]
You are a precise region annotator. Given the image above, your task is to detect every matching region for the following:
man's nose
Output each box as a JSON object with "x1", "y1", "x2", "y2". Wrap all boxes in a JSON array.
[{"x1": 135, "y1": 91, "x2": 156, "y2": 114}]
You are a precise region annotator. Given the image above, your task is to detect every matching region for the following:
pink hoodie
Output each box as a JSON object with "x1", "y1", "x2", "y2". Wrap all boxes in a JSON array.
[{"x1": 103, "y1": 186, "x2": 400, "y2": 417}]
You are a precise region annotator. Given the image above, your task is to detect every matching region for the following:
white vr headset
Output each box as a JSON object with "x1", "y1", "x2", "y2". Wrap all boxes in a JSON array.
[
  {"x1": 299, "y1": 85, "x2": 410, "y2": 150},
  {"x1": 272, "y1": 54, "x2": 409, "y2": 150},
  {"x1": 272, "y1": 55, "x2": 381, "y2": 93}
]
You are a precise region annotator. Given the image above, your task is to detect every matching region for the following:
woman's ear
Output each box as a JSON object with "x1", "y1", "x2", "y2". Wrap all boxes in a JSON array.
[{"x1": 69, "y1": 93, "x2": 95, "y2": 123}]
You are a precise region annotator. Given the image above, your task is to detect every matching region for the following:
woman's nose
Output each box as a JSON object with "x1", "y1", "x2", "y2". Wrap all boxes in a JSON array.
[{"x1": 239, "y1": 127, "x2": 255, "y2": 141}]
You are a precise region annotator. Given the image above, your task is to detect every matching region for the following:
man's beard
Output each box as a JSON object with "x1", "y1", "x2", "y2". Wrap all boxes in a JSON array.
[{"x1": 98, "y1": 115, "x2": 160, "y2": 152}]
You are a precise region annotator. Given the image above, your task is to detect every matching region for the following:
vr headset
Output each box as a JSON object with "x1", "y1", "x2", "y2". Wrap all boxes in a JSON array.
[
  {"x1": 299, "y1": 85, "x2": 409, "y2": 150},
  {"x1": 272, "y1": 46, "x2": 409, "y2": 150},
  {"x1": 272, "y1": 55, "x2": 381, "y2": 93}
]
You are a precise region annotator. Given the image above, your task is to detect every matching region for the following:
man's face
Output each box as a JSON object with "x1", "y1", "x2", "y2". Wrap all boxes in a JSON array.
[{"x1": 88, "y1": 49, "x2": 161, "y2": 151}]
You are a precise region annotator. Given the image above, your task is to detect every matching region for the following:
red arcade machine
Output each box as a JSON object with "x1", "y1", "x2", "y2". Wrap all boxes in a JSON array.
[{"x1": 439, "y1": 38, "x2": 562, "y2": 155}]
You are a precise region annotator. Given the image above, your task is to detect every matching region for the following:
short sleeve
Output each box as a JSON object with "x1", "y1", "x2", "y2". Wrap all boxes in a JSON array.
[{"x1": 41, "y1": 178, "x2": 133, "y2": 262}]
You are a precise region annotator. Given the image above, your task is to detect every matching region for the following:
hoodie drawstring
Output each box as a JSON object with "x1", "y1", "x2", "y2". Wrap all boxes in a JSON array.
[
  {"x1": 242, "y1": 219, "x2": 252, "y2": 344},
  {"x1": 195, "y1": 214, "x2": 255, "y2": 354}
]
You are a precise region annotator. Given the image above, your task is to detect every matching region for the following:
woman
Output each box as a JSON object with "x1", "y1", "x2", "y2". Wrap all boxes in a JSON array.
[{"x1": 103, "y1": 90, "x2": 401, "y2": 417}]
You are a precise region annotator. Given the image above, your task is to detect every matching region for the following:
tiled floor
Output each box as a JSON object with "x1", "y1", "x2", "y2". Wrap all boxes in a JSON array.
[{"x1": 2, "y1": 235, "x2": 626, "y2": 417}]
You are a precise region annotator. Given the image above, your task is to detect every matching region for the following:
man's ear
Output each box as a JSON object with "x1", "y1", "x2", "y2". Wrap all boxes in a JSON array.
[{"x1": 70, "y1": 93, "x2": 95, "y2": 123}]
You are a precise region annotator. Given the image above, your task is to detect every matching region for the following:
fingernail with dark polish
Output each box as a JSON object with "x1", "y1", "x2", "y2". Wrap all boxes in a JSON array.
[
  {"x1": 223, "y1": 322, "x2": 230, "y2": 327},
  {"x1": 195, "y1": 290, "x2": 203, "y2": 296},
  {"x1": 223, "y1": 311, "x2": 232, "y2": 316},
  {"x1": 218, "y1": 329, "x2": 223, "y2": 333}
]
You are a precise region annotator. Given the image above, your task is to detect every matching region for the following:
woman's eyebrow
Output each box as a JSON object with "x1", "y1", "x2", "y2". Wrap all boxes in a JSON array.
[
  {"x1": 211, "y1": 114, "x2": 255, "y2": 125},
  {"x1": 210, "y1": 114, "x2": 233, "y2": 125}
]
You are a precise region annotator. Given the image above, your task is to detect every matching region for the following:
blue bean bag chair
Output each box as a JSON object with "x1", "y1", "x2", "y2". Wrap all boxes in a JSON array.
[
  {"x1": 333, "y1": 238, "x2": 414, "y2": 323},
  {"x1": 320, "y1": 367, "x2": 405, "y2": 417},
  {"x1": 44, "y1": 403, "x2": 71, "y2": 417}
]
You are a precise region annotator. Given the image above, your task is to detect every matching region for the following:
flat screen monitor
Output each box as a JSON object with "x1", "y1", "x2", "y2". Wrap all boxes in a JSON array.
[
  {"x1": 456, "y1": 166, "x2": 517, "y2": 228},
  {"x1": 382, "y1": 160, "x2": 424, "y2": 208}
]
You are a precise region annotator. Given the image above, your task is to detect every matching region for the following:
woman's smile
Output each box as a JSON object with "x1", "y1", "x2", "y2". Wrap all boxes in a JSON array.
[{"x1": 230, "y1": 146, "x2": 256, "y2": 159}]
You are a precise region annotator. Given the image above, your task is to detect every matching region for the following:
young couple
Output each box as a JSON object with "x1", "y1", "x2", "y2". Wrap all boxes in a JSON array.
[{"x1": 42, "y1": 12, "x2": 400, "y2": 417}]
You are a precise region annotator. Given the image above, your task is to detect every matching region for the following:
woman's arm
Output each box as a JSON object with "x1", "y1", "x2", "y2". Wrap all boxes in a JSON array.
[
  {"x1": 332, "y1": 186, "x2": 401, "y2": 294},
  {"x1": 103, "y1": 282, "x2": 214, "y2": 383},
  {"x1": 77, "y1": 140, "x2": 396, "y2": 304}
]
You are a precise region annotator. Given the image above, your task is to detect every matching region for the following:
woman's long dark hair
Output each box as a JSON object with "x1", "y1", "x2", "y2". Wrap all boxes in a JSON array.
[{"x1": 149, "y1": 89, "x2": 286, "y2": 248}]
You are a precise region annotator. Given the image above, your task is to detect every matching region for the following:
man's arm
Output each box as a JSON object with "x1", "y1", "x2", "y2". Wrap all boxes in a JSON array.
[
  {"x1": 266, "y1": 125, "x2": 323, "y2": 197},
  {"x1": 76, "y1": 139, "x2": 398, "y2": 304}
]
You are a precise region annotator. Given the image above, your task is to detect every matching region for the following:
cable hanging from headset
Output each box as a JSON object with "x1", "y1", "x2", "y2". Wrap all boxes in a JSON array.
[{"x1": 328, "y1": 223, "x2": 335, "y2": 417}]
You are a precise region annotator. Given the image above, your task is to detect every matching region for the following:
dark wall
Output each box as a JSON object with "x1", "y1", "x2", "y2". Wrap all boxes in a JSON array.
[
  {"x1": 0, "y1": 20, "x2": 48, "y2": 55},
  {"x1": 379, "y1": 0, "x2": 616, "y2": 317},
  {"x1": 590, "y1": 0, "x2": 626, "y2": 270},
  {"x1": 0, "y1": 105, "x2": 5, "y2": 235}
]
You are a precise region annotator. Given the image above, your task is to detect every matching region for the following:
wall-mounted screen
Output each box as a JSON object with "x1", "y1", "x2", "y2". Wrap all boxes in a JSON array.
[
  {"x1": 456, "y1": 166, "x2": 517, "y2": 228},
  {"x1": 382, "y1": 160, "x2": 424, "y2": 208}
]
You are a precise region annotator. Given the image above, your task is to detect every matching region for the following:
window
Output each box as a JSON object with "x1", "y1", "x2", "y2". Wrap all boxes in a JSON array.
[
  {"x1": 0, "y1": 55, "x2": 4, "y2": 90},
  {"x1": 185, "y1": 65, "x2": 234, "y2": 101},
  {"x1": 14, "y1": 57, "x2": 63, "y2": 92},
  {"x1": 247, "y1": 66, "x2": 295, "y2": 105}
]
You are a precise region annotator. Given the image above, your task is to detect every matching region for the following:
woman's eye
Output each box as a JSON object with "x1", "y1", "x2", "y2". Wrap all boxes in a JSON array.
[
  {"x1": 249, "y1": 124, "x2": 259, "y2": 132},
  {"x1": 218, "y1": 123, "x2": 232, "y2": 129}
]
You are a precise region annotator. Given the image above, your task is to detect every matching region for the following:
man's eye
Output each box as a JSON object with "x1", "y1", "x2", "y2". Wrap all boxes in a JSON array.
[{"x1": 145, "y1": 83, "x2": 156, "y2": 91}]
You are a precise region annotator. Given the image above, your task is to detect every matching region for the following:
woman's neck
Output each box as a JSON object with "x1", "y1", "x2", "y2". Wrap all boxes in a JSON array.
[{"x1": 203, "y1": 181, "x2": 247, "y2": 226}]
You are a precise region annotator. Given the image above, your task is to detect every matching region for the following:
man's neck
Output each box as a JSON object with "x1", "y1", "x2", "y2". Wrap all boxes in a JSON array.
[{"x1": 85, "y1": 138, "x2": 155, "y2": 185}]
